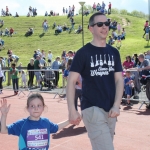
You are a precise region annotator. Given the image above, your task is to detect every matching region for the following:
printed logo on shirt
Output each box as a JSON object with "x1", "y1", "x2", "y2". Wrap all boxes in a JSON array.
[
  {"x1": 27, "y1": 128, "x2": 48, "y2": 150},
  {"x1": 90, "y1": 54, "x2": 115, "y2": 76}
]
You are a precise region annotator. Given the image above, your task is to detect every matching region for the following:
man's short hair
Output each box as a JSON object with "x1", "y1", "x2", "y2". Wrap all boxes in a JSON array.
[
  {"x1": 68, "y1": 50, "x2": 73, "y2": 55},
  {"x1": 138, "y1": 54, "x2": 145, "y2": 59},
  {"x1": 89, "y1": 12, "x2": 106, "y2": 26}
]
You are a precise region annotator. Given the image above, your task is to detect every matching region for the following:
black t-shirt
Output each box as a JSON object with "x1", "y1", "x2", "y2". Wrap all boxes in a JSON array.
[
  {"x1": 70, "y1": 43, "x2": 122, "y2": 112},
  {"x1": 27, "y1": 63, "x2": 34, "y2": 75}
]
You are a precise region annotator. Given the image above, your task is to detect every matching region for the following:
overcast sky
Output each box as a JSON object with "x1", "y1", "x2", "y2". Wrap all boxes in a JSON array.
[{"x1": 0, "y1": 0, "x2": 149, "y2": 16}]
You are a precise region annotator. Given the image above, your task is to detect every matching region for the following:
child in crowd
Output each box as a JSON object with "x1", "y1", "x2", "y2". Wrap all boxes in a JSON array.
[
  {"x1": 10, "y1": 63, "x2": 19, "y2": 95},
  {"x1": 116, "y1": 35, "x2": 122, "y2": 48},
  {"x1": 0, "y1": 93, "x2": 70, "y2": 150},
  {"x1": 124, "y1": 71, "x2": 134, "y2": 106},
  {"x1": 21, "y1": 70, "x2": 27, "y2": 88}
]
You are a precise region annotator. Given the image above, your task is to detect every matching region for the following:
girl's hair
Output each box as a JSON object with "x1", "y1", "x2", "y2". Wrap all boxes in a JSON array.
[
  {"x1": 30, "y1": 58, "x2": 34, "y2": 65},
  {"x1": 126, "y1": 55, "x2": 131, "y2": 62},
  {"x1": 27, "y1": 93, "x2": 45, "y2": 108},
  {"x1": 67, "y1": 58, "x2": 73, "y2": 70}
]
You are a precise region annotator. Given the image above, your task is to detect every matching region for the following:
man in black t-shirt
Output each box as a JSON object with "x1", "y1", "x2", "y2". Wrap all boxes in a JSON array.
[{"x1": 66, "y1": 12, "x2": 123, "y2": 150}]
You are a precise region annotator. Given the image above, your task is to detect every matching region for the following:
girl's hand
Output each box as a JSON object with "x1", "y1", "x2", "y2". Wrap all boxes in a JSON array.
[{"x1": 0, "y1": 99, "x2": 11, "y2": 116}]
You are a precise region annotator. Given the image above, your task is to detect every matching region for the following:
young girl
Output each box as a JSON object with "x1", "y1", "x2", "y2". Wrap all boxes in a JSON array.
[
  {"x1": 124, "y1": 71, "x2": 134, "y2": 106},
  {"x1": 21, "y1": 70, "x2": 27, "y2": 88},
  {"x1": 0, "y1": 93, "x2": 70, "y2": 150}
]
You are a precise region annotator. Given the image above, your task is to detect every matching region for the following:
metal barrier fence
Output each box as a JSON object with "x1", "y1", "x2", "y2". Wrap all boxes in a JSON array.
[{"x1": 0, "y1": 67, "x2": 66, "y2": 98}]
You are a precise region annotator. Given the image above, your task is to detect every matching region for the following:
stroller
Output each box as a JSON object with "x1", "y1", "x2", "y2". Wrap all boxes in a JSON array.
[
  {"x1": 140, "y1": 71, "x2": 150, "y2": 109},
  {"x1": 40, "y1": 68, "x2": 55, "y2": 91}
]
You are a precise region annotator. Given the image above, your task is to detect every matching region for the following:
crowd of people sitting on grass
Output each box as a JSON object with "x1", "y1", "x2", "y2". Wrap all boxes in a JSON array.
[
  {"x1": 1, "y1": 6, "x2": 12, "y2": 16},
  {"x1": 27, "y1": 6, "x2": 37, "y2": 17},
  {"x1": 0, "y1": 27, "x2": 15, "y2": 37}
]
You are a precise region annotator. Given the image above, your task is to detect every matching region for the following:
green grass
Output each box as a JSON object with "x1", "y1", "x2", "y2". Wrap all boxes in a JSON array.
[{"x1": 0, "y1": 14, "x2": 150, "y2": 86}]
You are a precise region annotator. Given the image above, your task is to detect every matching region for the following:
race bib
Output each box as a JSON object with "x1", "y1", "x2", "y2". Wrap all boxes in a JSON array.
[{"x1": 27, "y1": 129, "x2": 48, "y2": 149}]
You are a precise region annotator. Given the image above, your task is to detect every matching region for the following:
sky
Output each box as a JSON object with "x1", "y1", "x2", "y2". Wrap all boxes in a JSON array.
[{"x1": 0, "y1": 0, "x2": 149, "y2": 16}]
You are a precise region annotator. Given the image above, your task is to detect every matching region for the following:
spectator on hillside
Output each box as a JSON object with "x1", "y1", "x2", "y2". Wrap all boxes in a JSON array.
[
  {"x1": 69, "y1": 17, "x2": 75, "y2": 32},
  {"x1": 29, "y1": 6, "x2": 32, "y2": 16},
  {"x1": 92, "y1": 2, "x2": 96, "y2": 12},
  {"x1": 6, "y1": 6, "x2": 9, "y2": 14},
  {"x1": 123, "y1": 56, "x2": 134, "y2": 69},
  {"x1": 120, "y1": 31, "x2": 125, "y2": 40},
  {"x1": 63, "y1": 7, "x2": 65, "y2": 15},
  {"x1": 102, "y1": 1, "x2": 106, "y2": 9},
  {"x1": 47, "y1": 50, "x2": 53, "y2": 66},
  {"x1": 143, "y1": 20, "x2": 149, "y2": 38},
  {"x1": 117, "y1": 23, "x2": 121, "y2": 34},
  {"x1": 5, "y1": 28, "x2": 9, "y2": 36},
  {"x1": 96, "y1": 3, "x2": 101, "y2": 11},
  {"x1": 0, "y1": 30, "x2": 3, "y2": 36},
  {"x1": 108, "y1": 35, "x2": 114, "y2": 45},
  {"x1": 55, "y1": 25, "x2": 62, "y2": 34},
  {"x1": 52, "y1": 22, "x2": 56, "y2": 29},
  {"x1": 0, "y1": 38, "x2": 4, "y2": 46},
  {"x1": 62, "y1": 24, "x2": 69, "y2": 31},
  {"x1": 1, "y1": 9, "x2": 5, "y2": 16},
  {"x1": 116, "y1": 35, "x2": 122, "y2": 48},
  {"x1": 25, "y1": 27, "x2": 33, "y2": 36},
  {"x1": 72, "y1": 5, "x2": 75, "y2": 16},
  {"x1": 145, "y1": 26, "x2": 150, "y2": 41},
  {"x1": 33, "y1": 8, "x2": 37, "y2": 16},
  {"x1": 50, "y1": 10, "x2": 53, "y2": 16},
  {"x1": 9, "y1": 27, "x2": 14, "y2": 37},
  {"x1": 15, "y1": 12, "x2": 19, "y2": 17},
  {"x1": 75, "y1": 25, "x2": 82, "y2": 34},
  {"x1": 0, "y1": 20, "x2": 4, "y2": 26},
  {"x1": 122, "y1": 27, "x2": 126, "y2": 35},
  {"x1": 108, "y1": 2, "x2": 111, "y2": 14},
  {"x1": 42, "y1": 19, "x2": 48, "y2": 32},
  {"x1": 45, "y1": 11, "x2": 48, "y2": 16},
  {"x1": 83, "y1": 9, "x2": 90, "y2": 16},
  {"x1": 112, "y1": 30, "x2": 118, "y2": 40},
  {"x1": 66, "y1": 8, "x2": 68, "y2": 15}
]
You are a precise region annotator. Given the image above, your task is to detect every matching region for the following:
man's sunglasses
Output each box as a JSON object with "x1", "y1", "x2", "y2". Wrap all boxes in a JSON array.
[{"x1": 91, "y1": 21, "x2": 110, "y2": 27}]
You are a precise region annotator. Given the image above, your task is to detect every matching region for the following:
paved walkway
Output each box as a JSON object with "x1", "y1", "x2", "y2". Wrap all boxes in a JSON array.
[{"x1": 0, "y1": 90, "x2": 150, "y2": 150}]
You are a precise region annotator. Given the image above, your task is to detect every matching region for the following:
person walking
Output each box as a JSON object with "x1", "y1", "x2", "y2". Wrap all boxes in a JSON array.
[{"x1": 66, "y1": 12, "x2": 124, "y2": 150}]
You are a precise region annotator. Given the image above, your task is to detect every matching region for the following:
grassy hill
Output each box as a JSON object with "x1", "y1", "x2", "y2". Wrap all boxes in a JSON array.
[{"x1": 0, "y1": 14, "x2": 150, "y2": 66}]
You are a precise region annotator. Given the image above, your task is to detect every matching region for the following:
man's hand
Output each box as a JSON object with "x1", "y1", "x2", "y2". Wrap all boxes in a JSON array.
[
  {"x1": 108, "y1": 106, "x2": 120, "y2": 118},
  {"x1": 68, "y1": 109, "x2": 82, "y2": 125},
  {"x1": 0, "y1": 99, "x2": 11, "y2": 116},
  {"x1": 138, "y1": 68, "x2": 143, "y2": 72}
]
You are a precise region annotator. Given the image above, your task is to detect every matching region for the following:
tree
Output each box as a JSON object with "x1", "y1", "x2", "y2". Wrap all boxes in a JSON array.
[
  {"x1": 111, "y1": 8, "x2": 119, "y2": 14},
  {"x1": 120, "y1": 9, "x2": 128, "y2": 15},
  {"x1": 78, "y1": 5, "x2": 92, "y2": 14}
]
